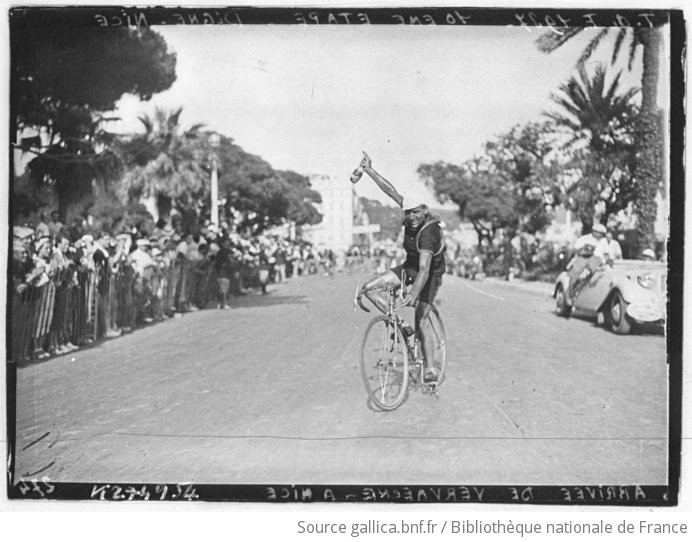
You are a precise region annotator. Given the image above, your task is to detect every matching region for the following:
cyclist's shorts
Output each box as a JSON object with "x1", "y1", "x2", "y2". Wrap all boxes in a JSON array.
[{"x1": 391, "y1": 264, "x2": 442, "y2": 305}]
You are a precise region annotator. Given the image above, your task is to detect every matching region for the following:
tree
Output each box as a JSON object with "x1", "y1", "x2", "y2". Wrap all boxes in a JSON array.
[
  {"x1": 546, "y1": 64, "x2": 639, "y2": 232},
  {"x1": 118, "y1": 107, "x2": 207, "y2": 221},
  {"x1": 484, "y1": 122, "x2": 562, "y2": 234},
  {"x1": 13, "y1": 26, "x2": 177, "y2": 219},
  {"x1": 214, "y1": 136, "x2": 321, "y2": 233},
  {"x1": 537, "y1": 25, "x2": 664, "y2": 251},
  {"x1": 561, "y1": 149, "x2": 637, "y2": 230},
  {"x1": 546, "y1": 64, "x2": 639, "y2": 153},
  {"x1": 418, "y1": 158, "x2": 517, "y2": 252},
  {"x1": 419, "y1": 122, "x2": 561, "y2": 256}
]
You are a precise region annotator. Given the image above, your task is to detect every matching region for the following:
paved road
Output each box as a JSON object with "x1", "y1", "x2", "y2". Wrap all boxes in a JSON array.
[{"x1": 12, "y1": 270, "x2": 668, "y2": 486}]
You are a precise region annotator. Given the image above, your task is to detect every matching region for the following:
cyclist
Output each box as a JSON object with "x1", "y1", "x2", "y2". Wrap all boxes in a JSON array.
[{"x1": 355, "y1": 152, "x2": 446, "y2": 383}]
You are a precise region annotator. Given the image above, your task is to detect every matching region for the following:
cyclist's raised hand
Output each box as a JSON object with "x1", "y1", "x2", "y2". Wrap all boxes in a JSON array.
[{"x1": 361, "y1": 151, "x2": 372, "y2": 169}]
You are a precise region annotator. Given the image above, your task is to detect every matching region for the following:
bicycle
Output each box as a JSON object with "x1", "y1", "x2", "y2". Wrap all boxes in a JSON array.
[{"x1": 355, "y1": 279, "x2": 446, "y2": 411}]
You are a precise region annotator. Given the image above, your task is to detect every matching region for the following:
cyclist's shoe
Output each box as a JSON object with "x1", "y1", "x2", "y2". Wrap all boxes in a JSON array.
[{"x1": 423, "y1": 368, "x2": 439, "y2": 384}]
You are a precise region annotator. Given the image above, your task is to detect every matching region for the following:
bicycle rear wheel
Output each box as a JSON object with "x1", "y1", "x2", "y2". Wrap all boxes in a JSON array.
[
  {"x1": 360, "y1": 316, "x2": 409, "y2": 411},
  {"x1": 426, "y1": 305, "x2": 447, "y2": 387}
]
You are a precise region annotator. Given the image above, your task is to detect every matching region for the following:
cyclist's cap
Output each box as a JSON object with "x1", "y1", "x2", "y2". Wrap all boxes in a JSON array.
[{"x1": 403, "y1": 203, "x2": 427, "y2": 215}]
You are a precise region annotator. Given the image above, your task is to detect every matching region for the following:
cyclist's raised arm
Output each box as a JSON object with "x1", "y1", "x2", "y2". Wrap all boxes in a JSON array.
[{"x1": 361, "y1": 152, "x2": 404, "y2": 209}]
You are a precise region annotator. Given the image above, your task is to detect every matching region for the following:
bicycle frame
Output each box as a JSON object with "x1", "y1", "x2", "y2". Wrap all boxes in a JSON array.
[{"x1": 356, "y1": 281, "x2": 425, "y2": 381}]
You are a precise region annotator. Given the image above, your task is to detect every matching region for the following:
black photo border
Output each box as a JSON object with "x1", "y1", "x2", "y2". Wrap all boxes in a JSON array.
[{"x1": 5, "y1": 5, "x2": 685, "y2": 506}]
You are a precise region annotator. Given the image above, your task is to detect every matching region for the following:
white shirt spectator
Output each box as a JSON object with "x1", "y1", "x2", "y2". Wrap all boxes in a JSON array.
[
  {"x1": 129, "y1": 248, "x2": 154, "y2": 275},
  {"x1": 176, "y1": 240, "x2": 189, "y2": 258},
  {"x1": 574, "y1": 234, "x2": 609, "y2": 260},
  {"x1": 604, "y1": 238, "x2": 623, "y2": 260}
]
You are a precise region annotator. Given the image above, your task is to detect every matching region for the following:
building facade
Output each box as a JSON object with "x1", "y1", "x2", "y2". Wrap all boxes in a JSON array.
[
  {"x1": 301, "y1": 174, "x2": 380, "y2": 251},
  {"x1": 301, "y1": 174, "x2": 354, "y2": 251}
]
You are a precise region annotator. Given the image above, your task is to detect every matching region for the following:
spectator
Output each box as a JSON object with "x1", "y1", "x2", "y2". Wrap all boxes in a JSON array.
[
  {"x1": 214, "y1": 237, "x2": 234, "y2": 309},
  {"x1": 8, "y1": 214, "x2": 321, "y2": 362},
  {"x1": 152, "y1": 218, "x2": 168, "y2": 240},
  {"x1": 274, "y1": 242, "x2": 287, "y2": 283},
  {"x1": 604, "y1": 231, "x2": 623, "y2": 263},
  {"x1": 68, "y1": 216, "x2": 86, "y2": 242},
  {"x1": 150, "y1": 247, "x2": 166, "y2": 321},
  {"x1": 29, "y1": 237, "x2": 54, "y2": 359},
  {"x1": 258, "y1": 243, "x2": 275, "y2": 294},
  {"x1": 574, "y1": 223, "x2": 608, "y2": 261},
  {"x1": 568, "y1": 223, "x2": 608, "y2": 299},
  {"x1": 129, "y1": 238, "x2": 155, "y2": 323},
  {"x1": 35, "y1": 213, "x2": 50, "y2": 239},
  {"x1": 642, "y1": 248, "x2": 657, "y2": 261},
  {"x1": 47, "y1": 211, "x2": 64, "y2": 239},
  {"x1": 48, "y1": 234, "x2": 78, "y2": 354}
]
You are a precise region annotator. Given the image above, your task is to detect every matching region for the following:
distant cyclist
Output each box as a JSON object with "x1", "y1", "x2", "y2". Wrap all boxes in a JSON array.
[{"x1": 355, "y1": 152, "x2": 445, "y2": 383}]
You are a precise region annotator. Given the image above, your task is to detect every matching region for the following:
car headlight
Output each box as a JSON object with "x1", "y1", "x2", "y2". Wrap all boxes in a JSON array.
[{"x1": 638, "y1": 273, "x2": 656, "y2": 289}]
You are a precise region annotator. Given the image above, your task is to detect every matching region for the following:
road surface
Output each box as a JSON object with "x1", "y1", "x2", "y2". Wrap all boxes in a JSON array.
[{"x1": 12, "y1": 269, "x2": 668, "y2": 486}]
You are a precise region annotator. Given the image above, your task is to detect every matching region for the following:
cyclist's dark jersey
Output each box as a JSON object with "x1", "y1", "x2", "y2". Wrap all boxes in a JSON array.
[{"x1": 402, "y1": 220, "x2": 446, "y2": 277}]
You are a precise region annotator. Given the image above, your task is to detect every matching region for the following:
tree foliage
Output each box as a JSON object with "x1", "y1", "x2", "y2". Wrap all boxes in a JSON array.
[
  {"x1": 546, "y1": 65, "x2": 639, "y2": 153},
  {"x1": 536, "y1": 25, "x2": 664, "y2": 250},
  {"x1": 546, "y1": 64, "x2": 639, "y2": 232},
  {"x1": 118, "y1": 107, "x2": 207, "y2": 219},
  {"x1": 14, "y1": 27, "x2": 176, "y2": 131},
  {"x1": 214, "y1": 136, "x2": 322, "y2": 232},
  {"x1": 14, "y1": 26, "x2": 177, "y2": 219},
  {"x1": 115, "y1": 110, "x2": 321, "y2": 233},
  {"x1": 418, "y1": 122, "x2": 559, "y2": 250}
]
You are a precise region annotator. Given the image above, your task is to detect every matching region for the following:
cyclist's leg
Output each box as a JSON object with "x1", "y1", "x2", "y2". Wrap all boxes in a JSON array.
[
  {"x1": 361, "y1": 270, "x2": 400, "y2": 315},
  {"x1": 415, "y1": 275, "x2": 442, "y2": 380}
]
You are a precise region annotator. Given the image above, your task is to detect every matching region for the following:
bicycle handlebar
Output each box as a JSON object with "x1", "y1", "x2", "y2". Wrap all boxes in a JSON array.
[{"x1": 355, "y1": 283, "x2": 404, "y2": 313}]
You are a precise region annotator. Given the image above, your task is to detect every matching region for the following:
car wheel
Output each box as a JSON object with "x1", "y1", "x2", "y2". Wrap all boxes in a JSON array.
[
  {"x1": 609, "y1": 290, "x2": 632, "y2": 334},
  {"x1": 555, "y1": 284, "x2": 571, "y2": 317}
]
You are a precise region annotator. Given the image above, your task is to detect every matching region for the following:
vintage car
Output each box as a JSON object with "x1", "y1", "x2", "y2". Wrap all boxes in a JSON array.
[{"x1": 553, "y1": 257, "x2": 666, "y2": 334}]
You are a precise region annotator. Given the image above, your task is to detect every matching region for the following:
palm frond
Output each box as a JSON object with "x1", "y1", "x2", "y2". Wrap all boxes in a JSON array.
[
  {"x1": 577, "y1": 28, "x2": 609, "y2": 66},
  {"x1": 611, "y1": 28, "x2": 629, "y2": 65},
  {"x1": 589, "y1": 64, "x2": 608, "y2": 99},
  {"x1": 603, "y1": 70, "x2": 623, "y2": 104},
  {"x1": 627, "y1": 36, "x2": 641, "y2": 71},
  {"x1": 184, "y1": 122, "x2": 206, "y2": 139},
  {"x1": 168, "y1": 107, "x2": 183, "y2": 132},
  {"x1": 138, "y1": 115, "x2": 153, "y2": 134},
  {"x1": 536, "y1": 27, "x2": 583, "y2": 53}
]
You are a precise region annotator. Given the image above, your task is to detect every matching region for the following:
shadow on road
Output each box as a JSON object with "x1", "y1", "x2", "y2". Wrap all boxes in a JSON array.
[
  {"x1": 567, "y1": 313, "x2": 665, "y2": 337},
  {"x1": 229, "y1": 292, "x2": 309, "y2": 309}
]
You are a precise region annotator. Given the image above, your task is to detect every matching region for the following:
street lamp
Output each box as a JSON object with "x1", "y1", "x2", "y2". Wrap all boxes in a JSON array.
[{"x1": 208, "y1": 132, "x2": 221, "y2": 227}]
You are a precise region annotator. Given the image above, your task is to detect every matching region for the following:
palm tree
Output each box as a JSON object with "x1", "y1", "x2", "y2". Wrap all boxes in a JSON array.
[
  {"x1": 547, "y1": 64, "x2": 639, "y2": 234},
  {"x1": 546, "y1": 64, "x2": 639, "y2": 153},
  {"x1": 119, "y1": 107, "x2": 208, "y2": 221},
  {"x1": 537, "y1": 26, "x2": 663, "y2": 251}
]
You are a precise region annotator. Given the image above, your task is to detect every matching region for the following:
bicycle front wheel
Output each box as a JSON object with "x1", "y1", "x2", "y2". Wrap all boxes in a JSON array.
[{"x1": 360, "y1": 316, "x2": 409, "y2": 411}]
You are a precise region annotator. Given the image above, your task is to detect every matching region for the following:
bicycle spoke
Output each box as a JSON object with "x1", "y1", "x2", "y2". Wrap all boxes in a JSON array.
[{"x1": 360, "y1": 317, "x2": 408, "y2": 410}]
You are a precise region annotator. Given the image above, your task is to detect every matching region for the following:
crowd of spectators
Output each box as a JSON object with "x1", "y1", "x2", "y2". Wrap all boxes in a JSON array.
[{"x1": 10, "y1": 213, "x2": 367, "y2": 364}]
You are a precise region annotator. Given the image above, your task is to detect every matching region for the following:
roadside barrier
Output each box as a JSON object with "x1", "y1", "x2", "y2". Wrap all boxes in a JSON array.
[
  {"x1": 8, "y1": 258, "x2": 219, "y2": 364},
  {"x1": 8, "y1": 253, "x2": 369, "y2": 364}
]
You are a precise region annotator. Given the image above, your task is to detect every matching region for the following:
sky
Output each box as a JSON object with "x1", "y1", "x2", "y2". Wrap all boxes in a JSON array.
[{"x1": 114, "y1": 23, "x2": 662, "y2": 208}]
